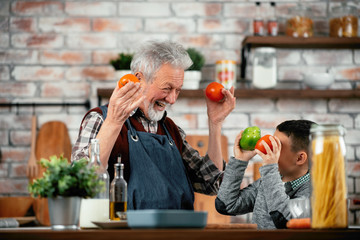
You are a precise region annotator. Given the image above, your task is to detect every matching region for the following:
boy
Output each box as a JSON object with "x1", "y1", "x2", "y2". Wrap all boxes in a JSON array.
[{"x1": 215, "y1": 120, "x2": 315, "y2": 229}]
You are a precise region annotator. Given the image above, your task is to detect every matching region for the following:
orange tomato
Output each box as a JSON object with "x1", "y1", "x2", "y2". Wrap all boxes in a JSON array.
[
  {"x1": 205, "y1": 82, "x2": 224, "y2": 102},
  {"x1": 118, "y1": 74, "x2": 140, "y2": 88},
  {"x1": 255, "y1": 134, "x2": 273, "y2": 154}
]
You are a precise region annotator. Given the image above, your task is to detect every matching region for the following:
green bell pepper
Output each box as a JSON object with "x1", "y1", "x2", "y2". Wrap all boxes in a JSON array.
[{"x1": 239, "y1": 126, "x2": 261, "y2": 151}]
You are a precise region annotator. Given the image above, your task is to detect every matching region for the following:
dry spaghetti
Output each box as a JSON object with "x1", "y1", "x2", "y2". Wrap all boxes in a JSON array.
[{"x1": 310, "y1": 125, "x2": 347, "y2": 229}]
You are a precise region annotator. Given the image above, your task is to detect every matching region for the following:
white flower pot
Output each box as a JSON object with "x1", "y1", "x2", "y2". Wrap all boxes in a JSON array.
[
  {"x1": 183, "y1": 70, "x2": 202, "y2": 89},
  {"x1": 115, "y1": 70, "x2": 132, "y2": 81}
]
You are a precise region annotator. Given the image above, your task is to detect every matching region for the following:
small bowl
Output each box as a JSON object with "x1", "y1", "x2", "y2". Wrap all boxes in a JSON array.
[
  {"x1": 0, "y1": 196, "x2": 34, "y2": 217},
  {"x1": 288, "y1": 197, "x2": 310, "y2": 219},
  {"x1": 304, "y1": 73, "x2": 334, "y2": 90}
]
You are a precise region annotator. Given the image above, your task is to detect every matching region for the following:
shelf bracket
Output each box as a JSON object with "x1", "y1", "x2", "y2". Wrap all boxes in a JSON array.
[{"x1": 240, "y1": 43, "x2": 251, "y2": 80}]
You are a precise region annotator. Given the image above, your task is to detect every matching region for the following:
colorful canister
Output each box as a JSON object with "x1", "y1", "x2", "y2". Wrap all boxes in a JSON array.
[{"x1": 215, "y1": 60, "x2": 236, "y2": 89}]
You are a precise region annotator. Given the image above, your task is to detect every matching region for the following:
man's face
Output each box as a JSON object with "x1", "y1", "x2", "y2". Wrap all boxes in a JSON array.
[
  {"x1": 273, "y1": 130, "x2": 298, "y2": 177},
  {"x1": 139, "y1": 64, "x2": 184, "y2": 121}
]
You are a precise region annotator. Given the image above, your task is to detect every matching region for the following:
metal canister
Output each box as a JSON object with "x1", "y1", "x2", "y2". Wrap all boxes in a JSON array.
[
  {"x1": 215, "y1": 60, "x2": 236, "y2": 89},
  {"x1": 310, "y1": 124, "x2": 347, "y2": 229}
]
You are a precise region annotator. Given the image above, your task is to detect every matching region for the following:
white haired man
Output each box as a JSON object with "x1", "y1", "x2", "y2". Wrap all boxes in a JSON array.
[{"x1": 72, "y1": 40, "x2": 236, "y2": 210}]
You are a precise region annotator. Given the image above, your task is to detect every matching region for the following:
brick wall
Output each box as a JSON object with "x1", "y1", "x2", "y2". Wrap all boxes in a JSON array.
[{"x1": 0, "y1": 0, "x2": 359, "y2": 224}]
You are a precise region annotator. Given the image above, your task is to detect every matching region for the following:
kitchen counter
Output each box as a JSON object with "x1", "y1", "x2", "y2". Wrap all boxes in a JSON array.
[{"x1": 1, "y1": 228, "x2": 359, "y2": 240}]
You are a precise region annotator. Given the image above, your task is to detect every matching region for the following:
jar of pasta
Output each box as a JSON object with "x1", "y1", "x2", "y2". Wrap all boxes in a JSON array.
[
  {"x1": 286, "y1": 4, "x2": 313, "y2": 37},
  {"x1": 329, "y1": 3, "x2": 358, "y2": 37},
  {"x1": 310, "y1": 124, "x2": 347, "y2": 229}
]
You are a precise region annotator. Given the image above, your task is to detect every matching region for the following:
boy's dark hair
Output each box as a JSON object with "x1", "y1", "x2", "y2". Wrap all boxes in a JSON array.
[{"x1": 276, "y1": 120, "x2": 316, "y2": 153}]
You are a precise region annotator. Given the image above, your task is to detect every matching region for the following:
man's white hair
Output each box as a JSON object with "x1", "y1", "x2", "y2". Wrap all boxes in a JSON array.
[{"x1": 130, "y1": 40, "x2": 193, "y2": 83}]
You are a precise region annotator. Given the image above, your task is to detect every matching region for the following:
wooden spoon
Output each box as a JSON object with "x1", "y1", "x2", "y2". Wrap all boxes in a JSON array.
[{"x1": 26, "y1": 115, "x2": 38, "y2": 183}]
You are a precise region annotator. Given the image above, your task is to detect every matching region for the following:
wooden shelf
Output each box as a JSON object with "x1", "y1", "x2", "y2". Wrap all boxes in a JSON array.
[
  {"x1": 97, "y1": 89, "x2": 360, "y2": 103},
  {"x1": 241, "y1": 36, "x2": 360, "y2": 49},
  {"x1": 240, "y1": 36, "x2": 360, "y2": 79},
  {"x1": 181, "y1": 89, "x2": 360, "y2": 99}
]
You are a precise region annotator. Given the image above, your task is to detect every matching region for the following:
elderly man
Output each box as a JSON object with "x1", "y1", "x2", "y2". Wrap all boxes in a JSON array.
[{"x1": 72, "y1": 40, "x2": 236, "y2": 210}]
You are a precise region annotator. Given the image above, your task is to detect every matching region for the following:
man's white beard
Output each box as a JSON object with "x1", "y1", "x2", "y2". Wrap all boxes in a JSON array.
[{"x1": 148, "y1": 101, "x2": 168, "y2": 121}]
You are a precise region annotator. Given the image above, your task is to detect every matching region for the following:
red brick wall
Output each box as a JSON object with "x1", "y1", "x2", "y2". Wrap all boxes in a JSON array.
[{"x1": 0, "y1": 0, "x2": 359, "y2": 224}]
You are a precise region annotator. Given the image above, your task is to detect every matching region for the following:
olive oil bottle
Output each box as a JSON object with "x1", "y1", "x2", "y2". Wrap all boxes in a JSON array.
[{"x1": 110, "y1": 157, "x2": 127, "y2": 220}]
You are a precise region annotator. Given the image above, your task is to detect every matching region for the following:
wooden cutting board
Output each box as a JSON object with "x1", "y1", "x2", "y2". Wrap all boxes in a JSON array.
[
  {"x1": 32, "y1": 121, "x2": 72, "y2": 226},
  {"x1": 185, "y1": 135, "x2": 230, "y2": 225}
]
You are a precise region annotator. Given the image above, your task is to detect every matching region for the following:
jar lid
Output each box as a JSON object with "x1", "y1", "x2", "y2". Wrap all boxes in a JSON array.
[
  {"x1": 289, "y1": 4, "x2": 312, "y2": 16},
  {"x1": 331, "y1": 4, "x2": 357, "y2": 15},
  {"x1": 254, "y1": 47, "x2": 276, "y2": 53},
  {"x1": 216, "y1": 60, "x2": 236, "y2": 64},
  {"x1": 310, "y1": 124, "x2": 346, "y2": 136}
]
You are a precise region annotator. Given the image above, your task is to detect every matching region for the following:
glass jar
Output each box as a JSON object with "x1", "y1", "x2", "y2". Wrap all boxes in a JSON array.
[
  {"x1": 79, "y1": 139, "x2": 110, "y2": 228},
  {"x1": 310, "y1": 124, "x2": 347, "y2": 229},
  {"x1": 252, "y1": 47, "x2": 277, "y2": 89},
  {"x1": 329, "y1": 4, "x2": 358, "y2": 37},
  {"x1": 286, "y1": 5, "x2": 313, "y2": 37}
]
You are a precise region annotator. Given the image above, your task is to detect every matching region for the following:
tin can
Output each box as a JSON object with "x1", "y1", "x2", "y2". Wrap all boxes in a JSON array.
[{"x1": 215, "y1": 60, "x2": 236, "y2": 89}]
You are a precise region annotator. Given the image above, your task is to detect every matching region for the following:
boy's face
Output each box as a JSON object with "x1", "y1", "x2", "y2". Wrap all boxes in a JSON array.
[{"x1": 273, "y1": 130, "x2": 299, "y2": 178}]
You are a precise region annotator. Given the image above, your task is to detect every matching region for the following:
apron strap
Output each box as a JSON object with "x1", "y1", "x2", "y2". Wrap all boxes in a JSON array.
[
  {"x1": 126, "y1": 118, "x2": 174, "y2": 146},
  {"x1": 161, "y1": 122, "x2": 175, "y2": 146},
  {"x1": 126, "y1": 119, "x2": 139, "y2": 142}
]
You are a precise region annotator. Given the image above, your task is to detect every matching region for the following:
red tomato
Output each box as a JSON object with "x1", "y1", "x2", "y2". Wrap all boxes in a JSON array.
[
  {"x1": 118, "y1": 74, "x2": 140, "y2": 88},
  {"x1": 205, "y1": 82, "x2": 224, "y2": 102},
  {"x1": 255, "y1": 135, "x2": 273, "y2": 154}
]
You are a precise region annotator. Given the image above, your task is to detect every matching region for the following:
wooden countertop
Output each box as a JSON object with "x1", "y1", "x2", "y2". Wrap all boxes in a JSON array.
[{"x1": 1, "y1": 228, "x2": 359, "y2": 240}]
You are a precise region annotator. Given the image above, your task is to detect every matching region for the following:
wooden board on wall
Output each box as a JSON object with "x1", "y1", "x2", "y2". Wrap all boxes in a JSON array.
[{"x1": 185, "y1": 135, "x2": 230, "y2": 224}]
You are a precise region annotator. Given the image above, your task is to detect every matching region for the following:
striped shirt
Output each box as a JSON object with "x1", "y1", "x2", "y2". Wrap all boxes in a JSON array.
[{"x1": 71, "y1": 108, "x2": 224, "y2": 195}]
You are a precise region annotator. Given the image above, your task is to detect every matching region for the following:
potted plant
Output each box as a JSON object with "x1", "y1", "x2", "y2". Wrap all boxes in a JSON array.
[
  {"x1": 110, "y1": 53, "x2": 133, "y2": 80},
  {"x1": 28, "y1": 155, "x2": 104, "y2": 230},
  {"x1": 184, "y1": 48, "x2": 205, "y2": 89}
]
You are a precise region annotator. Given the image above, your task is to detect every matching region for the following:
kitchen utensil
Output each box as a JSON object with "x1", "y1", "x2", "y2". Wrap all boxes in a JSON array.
[
  {"x1": 304, "y1": 72, "x2": 334, "y2": 89},
  {"x1": 126, "y1": 210, "x2": 207, "y2": 229},
  {"x1": 26, "y1": 115, "x2": 38, "y2": 182},
  {"x1": 92, "y1": 220, "x2": 128, "y2": 229},
  {"x1": 32, "y1": 121, "x2": 72, "y2": 226}
]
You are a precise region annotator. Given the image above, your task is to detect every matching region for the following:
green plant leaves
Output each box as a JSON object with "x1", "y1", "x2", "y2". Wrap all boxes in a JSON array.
[
  {"x1": 28, "y1": 155, "x2": 104, "y2": 198},
  {"x1": 110, "y1": 53, "x2": 133, "y2": 70},
  {"x1": 187, "y1": 48, "x2": 205, "y2": 71}
]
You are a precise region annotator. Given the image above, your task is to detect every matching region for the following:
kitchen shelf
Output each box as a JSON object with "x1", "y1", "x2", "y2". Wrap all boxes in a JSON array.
[
  {"x1": 240, "y1": 36, "x2": 360, "y2": 78},
  {"x1": 97, "y1": 89, "x2": 360, "y2": 105},
  {"x1": 241, "y1": 36, "x2": 360, "y2": 49}
]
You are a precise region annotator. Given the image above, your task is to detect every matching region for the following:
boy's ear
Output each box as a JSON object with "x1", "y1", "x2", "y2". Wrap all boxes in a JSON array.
[{"x1": 296, "y1": 151, "x2": 308, "y2": 166}]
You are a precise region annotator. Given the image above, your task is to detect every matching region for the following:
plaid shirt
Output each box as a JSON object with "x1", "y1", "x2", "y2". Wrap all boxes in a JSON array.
[
  {"x1": 290, "y1": 172, "x2": 310, "y2": 190},
  {"x1": 71, "y1": 109, "x2": 224, "y2": 195}
]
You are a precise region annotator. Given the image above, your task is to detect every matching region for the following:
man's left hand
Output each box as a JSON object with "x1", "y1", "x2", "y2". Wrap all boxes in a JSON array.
[{"x1": 206, "y1": 86, "x2": 236, "y2": 125}]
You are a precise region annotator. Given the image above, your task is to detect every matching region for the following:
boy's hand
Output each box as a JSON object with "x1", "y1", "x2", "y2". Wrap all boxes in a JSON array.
[
  {"x1": 254, "y1": 135, "x2": 281, "y2": 165},
  {"x1": 234, "y1": 131, "x2": 256, "y2": 161}
]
